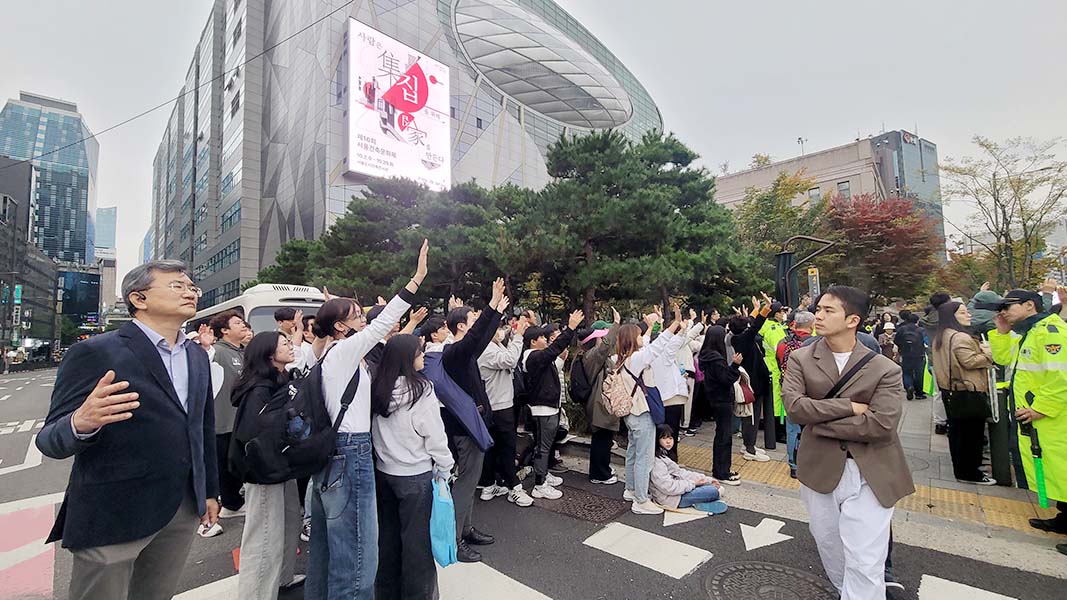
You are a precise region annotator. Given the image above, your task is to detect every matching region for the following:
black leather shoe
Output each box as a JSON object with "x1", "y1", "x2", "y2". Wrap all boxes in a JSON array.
[
  {"x1": 464, "y1": 527, "x2": 495, "y2": 545},
  {"x1": 789, "y1": 468, "x2": 797, "y2": 479},
  {"x1": 457, "y1": 540, "x2": 482, "y2": 563},
  {"x1": 1029, "y1": 517, "x2": 1067, "y2": 535},
  {"x1": 1057, "y1": 543, "x2": 1067, "y2": 556}
]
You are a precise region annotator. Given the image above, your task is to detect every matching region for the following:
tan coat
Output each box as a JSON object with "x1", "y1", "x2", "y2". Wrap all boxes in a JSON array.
[
  {"x1": 782, "y1": 338, "x2": 915, "y2": 508},
  {"x1": 931, "y1": 330, "x2": 994, "y2": 393}
]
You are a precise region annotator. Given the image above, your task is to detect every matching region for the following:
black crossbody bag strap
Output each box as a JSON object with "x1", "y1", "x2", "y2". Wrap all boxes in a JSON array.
[
  {"x1": 318, "y1": 362, "x2": 362, "y2": 492},
  {"x1": 825, "y1": 352, "x2": 877, "y2": 400}
]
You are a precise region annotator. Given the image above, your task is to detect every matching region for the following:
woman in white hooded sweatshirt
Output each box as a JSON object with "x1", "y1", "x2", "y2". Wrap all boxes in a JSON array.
[{"x1": 370, "y1": 334, "x2": 454, "y2": 600}]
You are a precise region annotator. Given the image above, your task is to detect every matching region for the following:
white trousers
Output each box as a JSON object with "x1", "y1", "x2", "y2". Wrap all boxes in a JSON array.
[
  {"x1": 932, "y1": 389, "x2": 948, "y2": 426},
  {"x1": 800, "y1": 459, "x2": 893, "y2": 600},
  {"x1": 237, "y1": 480, "x2": 300, "y2": 600}
]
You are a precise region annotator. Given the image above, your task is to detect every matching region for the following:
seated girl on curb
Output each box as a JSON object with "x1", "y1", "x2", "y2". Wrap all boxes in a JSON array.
[{"x1": 649, "y1": 424, "x2": 728, "y2": 514}]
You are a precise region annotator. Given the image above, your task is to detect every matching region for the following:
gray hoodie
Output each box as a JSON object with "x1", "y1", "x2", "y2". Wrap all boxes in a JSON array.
[
  {"x1": 372, "y1": 379, "x2": 454, "y2": 478},
  {"x1": 478, "y1": 334, "x2": 524, "y2": 411}
]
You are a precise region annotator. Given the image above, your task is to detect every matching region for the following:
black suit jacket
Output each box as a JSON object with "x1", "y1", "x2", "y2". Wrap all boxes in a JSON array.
[{"x1": 37, "y1": 321, "x2": 218, "y2": 549}]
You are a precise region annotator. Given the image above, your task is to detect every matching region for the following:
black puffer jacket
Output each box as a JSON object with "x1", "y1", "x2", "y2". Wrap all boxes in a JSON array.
[
  {"x1": 228, "y1": 376, "x2": 287, "y2": 484},
  {"x1": 524, "y1": 327, "x2": 575, "y2": 409}
]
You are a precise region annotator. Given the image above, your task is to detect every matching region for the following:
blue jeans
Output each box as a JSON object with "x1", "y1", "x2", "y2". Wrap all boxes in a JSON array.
[
  {"x1": 306, "y1": 432, "x2": 378, "y2": 600},
  {"x1": 624, "y1": 412, "x2": 656, "y2": 503},
  {"x1": 678, "y1": 484, "x2": 721, "y2": 508},
  {"x1": 785, "y1": 416, "x2": 801, "y2": 471}
]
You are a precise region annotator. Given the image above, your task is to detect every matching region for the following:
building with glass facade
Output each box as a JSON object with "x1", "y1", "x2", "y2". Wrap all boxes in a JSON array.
[
  {"x1": 0, "y1": 92, "x2": 99, "y2": 264},
  {"x1": 94, "y1": 206, "x2": 117, "y2": 260},
  {"x1": 151, "y1": 0, "x2": 662, "y2": 307}
]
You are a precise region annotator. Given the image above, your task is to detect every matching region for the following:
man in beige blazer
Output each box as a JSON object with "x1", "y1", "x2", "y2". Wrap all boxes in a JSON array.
[{"x1": 782, "y1": 286, "x2": 915, "y2": 600}]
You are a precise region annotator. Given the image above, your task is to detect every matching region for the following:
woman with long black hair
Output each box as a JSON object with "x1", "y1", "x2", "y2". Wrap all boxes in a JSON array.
[
  {"x1": 931, "y1": 301, "x2": 996, "y2": 485},
  {"x1": 697, "y1": 325, "x2": 744, "y2": 486},
  {"x1": 229, "y1": 331, "x2": 304, "y2": 598},
  {"x1": 370, "y1": 334, "x2": 453, "y2": 600}
]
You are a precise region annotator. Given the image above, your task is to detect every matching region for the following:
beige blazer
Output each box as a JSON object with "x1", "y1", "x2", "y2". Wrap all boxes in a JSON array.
[
  {"x1": 782, "y1": 338, "x2": 915, "y2": 508},
  {"x1": 931, "y1": 330, "x2": 994, "y2": 393}
]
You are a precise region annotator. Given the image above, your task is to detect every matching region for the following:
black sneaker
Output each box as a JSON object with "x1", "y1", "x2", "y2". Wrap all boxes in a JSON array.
[
  {"x1": 789, "y1": 468, "x2": 797, "y2": 479},
  {"x1": 1029, "y1": 517, "x2": 1067, "y2": 535},
  {"x1": 1057, "y1": 543, "x2": 1067, "y2": 556},
  {"x1": 885, "y1": 571, "x2": 905, "y2": 593},
  {"x1": 906, "y1": 390, "x2": 914, "y2": 401},
  {"x1": 457, "y1": 539, "x2": 482, "y2": 563},
  {"x1": 464, "y1": 527, "x2": 495, "y2": 546}
]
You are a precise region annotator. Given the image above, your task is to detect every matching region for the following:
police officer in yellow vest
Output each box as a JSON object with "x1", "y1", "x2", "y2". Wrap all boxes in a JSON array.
[
  {"x1": 760, "y1": 300, "x2": 790, "y2": 427},
  {"x1": 988, "y1": 289, "x2": 1067, "y2": 555}
]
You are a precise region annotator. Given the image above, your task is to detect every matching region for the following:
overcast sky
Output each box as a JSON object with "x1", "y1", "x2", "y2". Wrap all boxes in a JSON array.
[{"x1": 2, "y1": 0, "x2": 1065, "y2": 297}]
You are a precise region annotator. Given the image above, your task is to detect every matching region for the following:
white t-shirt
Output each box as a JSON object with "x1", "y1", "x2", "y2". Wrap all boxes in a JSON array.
[{"x1": 833, "y1": 351, "x2": 852, "y2": 375}]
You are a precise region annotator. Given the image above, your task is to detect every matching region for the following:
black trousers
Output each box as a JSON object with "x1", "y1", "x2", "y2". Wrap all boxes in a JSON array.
[
  {"x1": 588, "y1": 427, "x2": 616, "y2": 481},
  {"x1": 487, "y1": 407, "x2": 519, "y2": 488},
  {"x1": 947, "y1": 415, "x2": 987, "y2": 480},
  {"x1": 215, "y1": 432, "x2": 244, "y2": 511},
  {"x1": 664, "y1": 404, "x2": 684, "y2": 461},
  {"x1": 711, "y1": 402, "x2": 735, "y2": 479},
  {"x1": 374, "y1": 470, "x2": 437, "y2": 600}
]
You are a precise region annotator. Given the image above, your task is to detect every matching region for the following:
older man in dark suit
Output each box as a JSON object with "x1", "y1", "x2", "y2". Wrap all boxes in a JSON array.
[
  {"x1": 37, "y1": 260, "x2": 219, "y2": 600},
  {"x1": 782, "y1": 286, "x2": 914, "y2": 600}
]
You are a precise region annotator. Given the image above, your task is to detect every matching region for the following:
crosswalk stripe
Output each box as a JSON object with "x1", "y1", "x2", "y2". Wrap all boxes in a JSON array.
[
  {"x1": 439, "y1": 561, "x2": 554, "y2": 600},
  {"x1": 583, "y1": 522, "x2": 713, "y2": 579},
  {"x1": 0, "y1": 493, "x2": 64, "y2": 516},
  {"x1": 918, "y1": 574, "x2": 1017, "y2": 599}
]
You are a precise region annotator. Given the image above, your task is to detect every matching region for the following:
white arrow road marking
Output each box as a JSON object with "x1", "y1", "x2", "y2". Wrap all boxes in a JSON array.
[
  {"x1": 584, "y1": 522, "x2": 712, "y2": 579},
  {"x1": 0, "y1": 395, "x2": 11, "y2": 402},
  {"x1": 15, "y1": 420, "x2": 36, "y2": 433},
  {"x1": 40, "y1": 383, "x2": 53, "y2": 387},
  {"x1": 0, "y1": 434, "x2": 43, "y2": 476},
  {"x1": 740, "y1": 518, "x2": 793, "y2": 551},
  {"x1": 0, "y1": 537, "x2": 50, "y2": 571},
  {"x1": 173, "y1": 575, "x2": 239, "y2": 600},
  {"x1": 0, "y1": 492, "x2": 65, "y2": 515},
  {"x1": 16, "y1": 386, "x2": 23, "y2": 391},
  {"x1": 663, "y1": 511, "x2": 708, "y2": 527},
  {"x1": 438, "y1": 561, "x2": 554, "y2": 600},
  {"x1": 918, "y1": 575, "x2": 1017, "y2": 599}
]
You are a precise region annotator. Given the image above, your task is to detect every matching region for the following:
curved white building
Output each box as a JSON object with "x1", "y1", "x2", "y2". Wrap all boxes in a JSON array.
[{"x1": 151, "y1": 0, "x2": 662, "y2": 306}]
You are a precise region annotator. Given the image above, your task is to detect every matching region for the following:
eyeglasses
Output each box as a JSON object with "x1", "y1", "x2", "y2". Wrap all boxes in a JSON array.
[{"x1": 146, "y1": 282, "x2": 203, "y2": 298}]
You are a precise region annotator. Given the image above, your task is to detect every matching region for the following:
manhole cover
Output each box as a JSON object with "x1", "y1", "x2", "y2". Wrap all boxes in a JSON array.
[
  {"x1": 533, "y1": 486, "x2": 629, "y2": 523},
  {"x1": 704, "y1": 562, "x2": 838, "y2": 600}
]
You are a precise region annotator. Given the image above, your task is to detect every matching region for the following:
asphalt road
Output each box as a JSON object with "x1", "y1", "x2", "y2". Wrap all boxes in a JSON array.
[{"x1": 1, "y1": 367, "x2": 1062, "y2": 600}]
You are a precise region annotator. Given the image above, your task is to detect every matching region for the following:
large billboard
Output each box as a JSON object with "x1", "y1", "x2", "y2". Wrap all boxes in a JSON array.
[
  {"x1": 58, "y1": 271, "x2": 100, "y2": 327},
  {"x1": 346, "y1": 19, "x2": 451, "y2": 191}
]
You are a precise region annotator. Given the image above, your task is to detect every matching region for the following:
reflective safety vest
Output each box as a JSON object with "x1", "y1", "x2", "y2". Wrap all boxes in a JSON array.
[
  {"x1": 760, "y1": 320, "x2": 788, "y2": 418},
  {"x1": 989, "y1": 313, "x2": 1067, "y2": 502}
]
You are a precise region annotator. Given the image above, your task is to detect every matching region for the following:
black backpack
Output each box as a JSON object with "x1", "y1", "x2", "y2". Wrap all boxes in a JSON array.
[
  {"x1": 896, "y1": 326, "x2": 925, "y2": 356},
  {"x1": 568, "y1": 356, "x2": 593, "y2": 404},
  {"x1": 232, "y1": 351, "x2": 359, "y2": 486}
]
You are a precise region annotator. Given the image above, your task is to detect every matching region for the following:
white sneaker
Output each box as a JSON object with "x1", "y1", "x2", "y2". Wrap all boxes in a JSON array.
[
  {"x1": 280, "y1": 574, "x2": 306, "y2": 590},
  {"x1": 754, "y1": 447, "x2": 768, "y2": 457},
  {"x1": 480, "y1": 484, "x2": 509, "y2": 501},
  {"x1": 531, "y1": 484, "x2": 563, "y2": 499},
  {"x1": 545, "y1": 473, "x2": 563, "y2": 487},
  {"x1": 631, "y1": 500, "x2": 664, "y2": 515},
  {"x1": 508, "y1": 485, "x2": 534, "y2": 507},
  {"x1": 622, "y1": 489, "x2": 635, "y2": 501},
  {"x1": 300, "y1": 522, "x2": 311, "y2": 542},
  {"x1": 591, "y1": 475, "x2": 618, "y2": 485},
  {"x1": 197, "y1": 522, "x2": 223, "y2": 538},
  {"x1": 218, "y1": 507, "x2": 246, "y2": 519},
  {"x1": 742, "y1": 451, "x2": 770, "y2": 462}
]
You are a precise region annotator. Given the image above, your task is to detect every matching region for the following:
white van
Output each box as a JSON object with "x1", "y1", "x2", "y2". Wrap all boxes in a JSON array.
[{"x1": 188, "y1": 284, "x2": 326, "y2": 334}]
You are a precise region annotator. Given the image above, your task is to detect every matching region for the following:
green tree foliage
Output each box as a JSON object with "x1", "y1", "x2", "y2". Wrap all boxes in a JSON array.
[
  {"x1": 254, "y1": 132, "x2": 765, "y2": 319},
  {"x1": 732, "y1": 171, "x2": 825, "y2": 281}
]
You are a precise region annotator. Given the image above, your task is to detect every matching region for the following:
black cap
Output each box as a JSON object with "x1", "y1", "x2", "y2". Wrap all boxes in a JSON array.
[
  {"x1": 770, "y1": 302, "x2": 785, "y2": 313},
  {"x1": 1001, "y1": 289, "x2": 1043, "y2": 307}
]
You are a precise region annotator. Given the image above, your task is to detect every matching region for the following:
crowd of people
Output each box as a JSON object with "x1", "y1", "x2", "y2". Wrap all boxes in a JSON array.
[{"x1": 32, "y1": 244, "x2": 1067, "y2": 600}]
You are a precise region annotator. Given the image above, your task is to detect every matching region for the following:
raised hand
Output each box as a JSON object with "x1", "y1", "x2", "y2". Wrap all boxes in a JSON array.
[
  {"x1": 376, "y1": 296, "x2": 387, "y2": 306},
  {"x1": 409, "y1": 307, "x2": 428, "y2": 326},
  {"x1": 292, "y1": 309, "x2": 304, "y2": 344},
  {"x1": 733, "y1": 306, "x2": 743, "y2": 316},
  {"x1": 689, "y1": 308, "x2": 697, "y2": 322},
  {"x1": 71, "y1": 370, "x2": 141, "y2": 434},
  {"x1": 516, "y1": 315, "x2": 531, "y2": 335},
  {"x1": 414, "y1": 239, "x2": 429, "y2": 284},
  {"x1": 196, "y1": 323, "x2": 215, "y2": 349},
  {"x1": 760, "y1": 291, "x2": 773, "y2": 305},
  {"x1": 612, "y1": 306, "x2": 621, "y2": 324},
  {"x1": 322, "y1": 286, "x2": 334, "y2": 301},
  {"x1": 732, "y1": 353, "x2": 743, "y2": 365},
  {"x1": 497, "y1": 295, "x2": 510, "y2": 315},
  {"x1": 568, "y1": 309, "x2": 585, "y2": 330},
  {"x1": 980, "y1": 281, "x2": 991, "y2": 292},
  {"x1": 750, "y1": 296, "x2": 759, "y2": 313},
  {"x1": 490, "y1": 277, "x2": 506, "y2": 310}
]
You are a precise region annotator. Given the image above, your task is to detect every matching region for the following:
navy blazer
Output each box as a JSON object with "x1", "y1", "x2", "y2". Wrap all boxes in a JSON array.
[{"x1": 37, "y1": 321, "x2": 218, "y2": 549}]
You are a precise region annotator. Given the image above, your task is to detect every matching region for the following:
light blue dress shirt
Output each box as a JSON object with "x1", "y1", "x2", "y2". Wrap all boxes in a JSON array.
[{"x1": 131, "y1": 319, "x2": 190, "y2": 412}]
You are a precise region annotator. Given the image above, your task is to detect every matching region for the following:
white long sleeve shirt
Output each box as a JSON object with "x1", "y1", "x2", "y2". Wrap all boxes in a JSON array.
[
  {"x1": 647, "y1": 326, "x2": 698, "y2": 400},
  {"x1": 322, "y1": 293, "x2": 412, "y2": 433}
]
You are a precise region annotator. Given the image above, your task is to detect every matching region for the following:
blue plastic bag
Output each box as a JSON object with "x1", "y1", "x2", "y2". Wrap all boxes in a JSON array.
[
  {"x1": 645, "y1": 386, "x2": 665, "y2": 425},
  {"x1": 430, "y1": 479, "x2": 458, "y2": 567}
]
